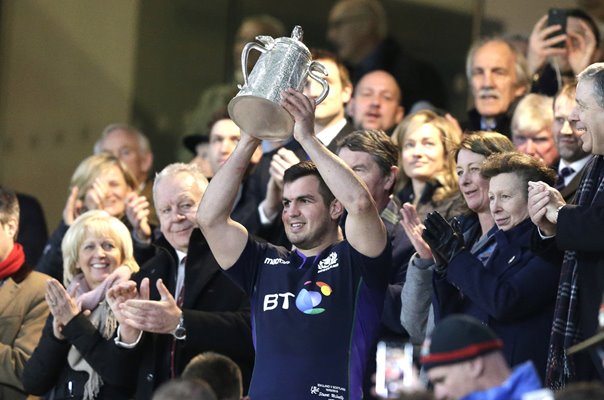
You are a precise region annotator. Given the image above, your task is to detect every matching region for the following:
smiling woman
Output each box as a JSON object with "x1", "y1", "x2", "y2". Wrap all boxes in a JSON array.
[
  {"x1": 422, "y1": 151, "x2": 561, "y2": 381},
  {"x1": 35, "y1": 153, "x2": 146, "y2": 283},
  {"x1": 22, "y1": 210, "x2": 140, "y2": 400},
  {"x1": 392, "y1": 110, "x2": 467, "y2": 221}
]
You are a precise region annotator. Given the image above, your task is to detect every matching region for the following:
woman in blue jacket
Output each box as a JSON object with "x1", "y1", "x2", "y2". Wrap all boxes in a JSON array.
[{"x1": 423, "y1": 152, "x2": 561, "y2": 381}]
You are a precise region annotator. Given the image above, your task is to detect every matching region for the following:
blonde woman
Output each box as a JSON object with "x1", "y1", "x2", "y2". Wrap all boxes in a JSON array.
[
  {"x1": 36, "y1": 153, "x2": 151, "y2": 282},
  {"x1": 392, "y1": 110, "x2": 467, "y2": 221},
  {"x1": 23, "y1": 211, "x2": 140, "y2": 399}
]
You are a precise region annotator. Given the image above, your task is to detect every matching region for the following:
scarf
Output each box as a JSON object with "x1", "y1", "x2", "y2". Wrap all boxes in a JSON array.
[
  {"x1": 0, "y1": 243, "x2": 24, "y2": 280},
  {"x1": 66, "y1": 265, "x2": 132, "y2": 400},
  {"x1": 545, "y1": 155, "x2": 604, "y2": 389}
]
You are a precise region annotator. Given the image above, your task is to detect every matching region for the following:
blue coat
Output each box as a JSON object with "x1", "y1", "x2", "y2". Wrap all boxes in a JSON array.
[{"x1": 433, "y1": 218, "x2": 560, "y2": 380}]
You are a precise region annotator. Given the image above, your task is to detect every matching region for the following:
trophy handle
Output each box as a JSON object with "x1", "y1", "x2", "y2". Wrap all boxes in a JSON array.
[
  {"x1": 240, "y1": 42, "x2": 267, "y2": 89},
  {"x1": 308, "y1": 61, "x2": 330, "y2": 105}
]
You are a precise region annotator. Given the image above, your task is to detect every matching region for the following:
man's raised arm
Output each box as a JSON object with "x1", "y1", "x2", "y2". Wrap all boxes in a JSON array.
[
  {"x1": 280, "y1": 88, "x2": 387, "y2": 257},
  {"x1": 197, "y1": 132, "x2": 261, "y2": 270}
]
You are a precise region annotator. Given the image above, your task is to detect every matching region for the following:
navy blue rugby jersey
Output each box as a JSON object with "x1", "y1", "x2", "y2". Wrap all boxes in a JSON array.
[{"x1": 225, "y1": 238, "x2": 391, "y2": 400}]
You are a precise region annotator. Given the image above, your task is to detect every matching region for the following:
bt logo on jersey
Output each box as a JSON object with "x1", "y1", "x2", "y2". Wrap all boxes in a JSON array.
[
  {"x1": 296, "y1": 281, "x2": 332, "y2": 314},
  {"x1": 263, "y1": 292, "x2": 295, "y2": 311},
  {"x1": 262, "y1": 281, "x2": 333, "y2": 314}
]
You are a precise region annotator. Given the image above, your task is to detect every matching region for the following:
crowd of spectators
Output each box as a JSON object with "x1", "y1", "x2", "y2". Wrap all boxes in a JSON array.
[{"x1": 3, "y1": 1, "x2": 604, "y2": 399}]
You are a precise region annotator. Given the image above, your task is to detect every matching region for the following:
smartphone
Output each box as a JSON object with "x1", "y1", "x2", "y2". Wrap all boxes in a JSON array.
[
  {"x1": 547, "y1": 8, "x2": 567, "y2": 48},
  {"x1": 375, "y1": 341, "x2": 415, "y2": 398}
]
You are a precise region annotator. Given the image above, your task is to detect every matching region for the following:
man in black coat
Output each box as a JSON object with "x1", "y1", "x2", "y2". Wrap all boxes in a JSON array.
[
  {"x1": 551, "y1": 84, "x2": 592, "y2": 202},
  {"x1": 462, "y1": 38, "x2": 530, "y2": 138},
  {"x1": 528, "y1": 63, "x2": 604, "y2": 387},
  {"x1": 107, "y1": 163, "x2": 254, "y2": 399}
]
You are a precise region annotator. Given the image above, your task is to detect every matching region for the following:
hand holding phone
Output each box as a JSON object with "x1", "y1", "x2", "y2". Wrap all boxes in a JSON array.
[
  {"x1": 375, "y1": 341, "x2": 422, "y2": 398},
  {"x1": 547, "y1": 8, "x2": 567, "y2": 49}
]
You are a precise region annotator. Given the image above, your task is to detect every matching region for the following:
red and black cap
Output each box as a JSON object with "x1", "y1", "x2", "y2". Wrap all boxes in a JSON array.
[{"x1": 421, "y1": 315, "x2": 503, "y2": 370}]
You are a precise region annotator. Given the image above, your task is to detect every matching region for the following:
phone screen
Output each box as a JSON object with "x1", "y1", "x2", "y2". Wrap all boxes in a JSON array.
[
  {"x1": 375, "y1": 341, "x2": 415, "y2": 398},
  {"x1": 547, "y1": 8, "x2": 567, "y2": 48}
]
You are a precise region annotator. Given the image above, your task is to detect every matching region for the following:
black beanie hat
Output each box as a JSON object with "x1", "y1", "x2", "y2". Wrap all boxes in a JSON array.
[{"x1": 421, "y1": 315, "x2": 504, "y2": 370}]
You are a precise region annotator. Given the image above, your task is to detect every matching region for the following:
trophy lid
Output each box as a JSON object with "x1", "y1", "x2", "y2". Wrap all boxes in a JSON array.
[{"x1": 272, "y1": 25, "x2": 310, "y2": 55}]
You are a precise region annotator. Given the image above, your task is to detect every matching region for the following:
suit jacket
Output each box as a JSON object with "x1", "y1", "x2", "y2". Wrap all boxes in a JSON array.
[
  {"x1": 130, "y1": 229, "x2": 254, "y2": 399},
  {"x1": 16, "y1": 193, "x2": 48, "y2": 266},
  {"x1": 462, "y1": 106, "x2": 517, "y2": 139},
  {"x1": 433, "y1": 219, "x2": 560, "y2": 380},
  {"x1": 556, "y1": 189, "x2": 604, "y2": 379},
  {"x1": 0, "y1": 264, "x2": 48, "y2": 400}
]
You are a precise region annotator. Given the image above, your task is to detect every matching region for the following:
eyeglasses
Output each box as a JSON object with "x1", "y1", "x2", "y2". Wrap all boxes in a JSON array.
[{"x1": 328, "y1": 14, "x2": 366, "y2": 30}]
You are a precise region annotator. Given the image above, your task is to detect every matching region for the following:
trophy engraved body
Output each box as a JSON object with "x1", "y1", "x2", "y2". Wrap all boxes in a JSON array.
[{"x1": 228, "y1": 26, "x2": 329, "y2": 140}]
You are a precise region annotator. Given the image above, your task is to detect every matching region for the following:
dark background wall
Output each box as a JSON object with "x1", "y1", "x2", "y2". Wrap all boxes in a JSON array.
[{"x1": 131, "y1": 0, "x2": 476, "y2": 170}]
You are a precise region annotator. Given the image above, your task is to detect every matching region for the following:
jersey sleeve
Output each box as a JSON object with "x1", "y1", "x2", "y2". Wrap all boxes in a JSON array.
[
  {"x1": 223, "y1": 237, "x2": 269, "y2": 294},
  {"x1": 349, "y1": 239, "x2": 391, "y2": 290}
]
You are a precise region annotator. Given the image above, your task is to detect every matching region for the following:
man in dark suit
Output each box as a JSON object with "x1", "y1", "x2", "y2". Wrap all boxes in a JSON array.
[
  {"x1": 107, "y1": 163, "x2": 253, "y2": 399},
  {"x1": 552, "y1": 83, "x2": 592, "y2": 202},
  {"x1": 528, "y1": 63, "x2": 604, "y2": 387},
  {"x1": 462, "y1": 38, "x2": 530, "y2": 138}
]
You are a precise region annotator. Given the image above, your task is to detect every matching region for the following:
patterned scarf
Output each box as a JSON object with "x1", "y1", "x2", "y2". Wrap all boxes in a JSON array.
[
  {"x1": 546, "y1": 155, "x2": 604, "y2": 389},
  {"x1": 66, "y1": 266, "x2": 132, "y2": 400}
]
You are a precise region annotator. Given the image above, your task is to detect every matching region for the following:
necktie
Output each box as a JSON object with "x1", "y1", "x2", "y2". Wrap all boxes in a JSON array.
[
  {"x1": 171, "y1": 256, "x2": 186, "y2": 378},
  {"x1": 555, "y1": 166, "x2": 575, "y2": 190}
]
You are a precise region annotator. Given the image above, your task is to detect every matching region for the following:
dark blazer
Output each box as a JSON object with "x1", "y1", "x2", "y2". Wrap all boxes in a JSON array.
[
  {"x1": 16, "y1": 193, "x2": 48, "y2": 265},
  {"x1": 461, "y1": 107, "x2": 516, "y2": 139},
  {"x1": 433, "y1": 219, "x2": 560, "y2": 380},
  {"x1": 130, "y1": 229, "x2": 254, "y2": 399},
  {"x1": 556, "y1": 198, "x2": 604, "y2": 378},
  {"x1": 23, "y1": 313, "x2": 138, "y2": 399}
]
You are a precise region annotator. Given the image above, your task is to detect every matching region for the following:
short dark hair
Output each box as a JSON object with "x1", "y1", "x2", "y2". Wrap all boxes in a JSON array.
[
  {"x1": 207, "y1": 107, "x2": 232, "y2": 136},
  {"x1": 182, "y1": 352, "x2": 242, "y2": 400},
  {"x1": 0, "y1": 185, "x2": 19, "y2": 226},
  {"x1": 283, "y1": 160, "x2": 335, "y2": 207},
  {"x1": 152, "y1": 378, "x2": 217, "y2": 400},
  {"x1": 455, "y1": 131, "x2": 516, "y2": 160},
  {"x1": 337, "y1": 129, "x2": 398, "y2": 176},
  {"x1": 481, "y1": 152, "x2": 557, "y2": 198},
  {"x1": 310, "y1": 48, "x2": 351, "y2": 88}
]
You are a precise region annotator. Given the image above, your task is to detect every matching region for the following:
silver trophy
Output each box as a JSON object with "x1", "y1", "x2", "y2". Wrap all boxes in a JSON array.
[{"x1": 228, "y1": 26, "x2": 329, "y2": 140}]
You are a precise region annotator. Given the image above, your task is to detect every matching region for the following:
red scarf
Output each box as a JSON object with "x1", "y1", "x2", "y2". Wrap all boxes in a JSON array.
[{"x1": 0, "y1": 243, "x2": 24, "y2": 280}]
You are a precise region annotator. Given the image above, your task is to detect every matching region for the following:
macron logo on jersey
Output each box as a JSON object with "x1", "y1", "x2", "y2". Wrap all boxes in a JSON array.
[
  {"x1": 317, "y1": 252, "x2": 339, "y2": 274},
  {"x1": 264, "y1": 257, "x2": 290, "y2": 266}
]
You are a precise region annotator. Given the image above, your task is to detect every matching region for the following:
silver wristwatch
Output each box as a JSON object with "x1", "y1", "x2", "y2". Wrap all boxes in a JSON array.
[{"x1": 172, "y1": 314, "x2": 186, "y2": 340}]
